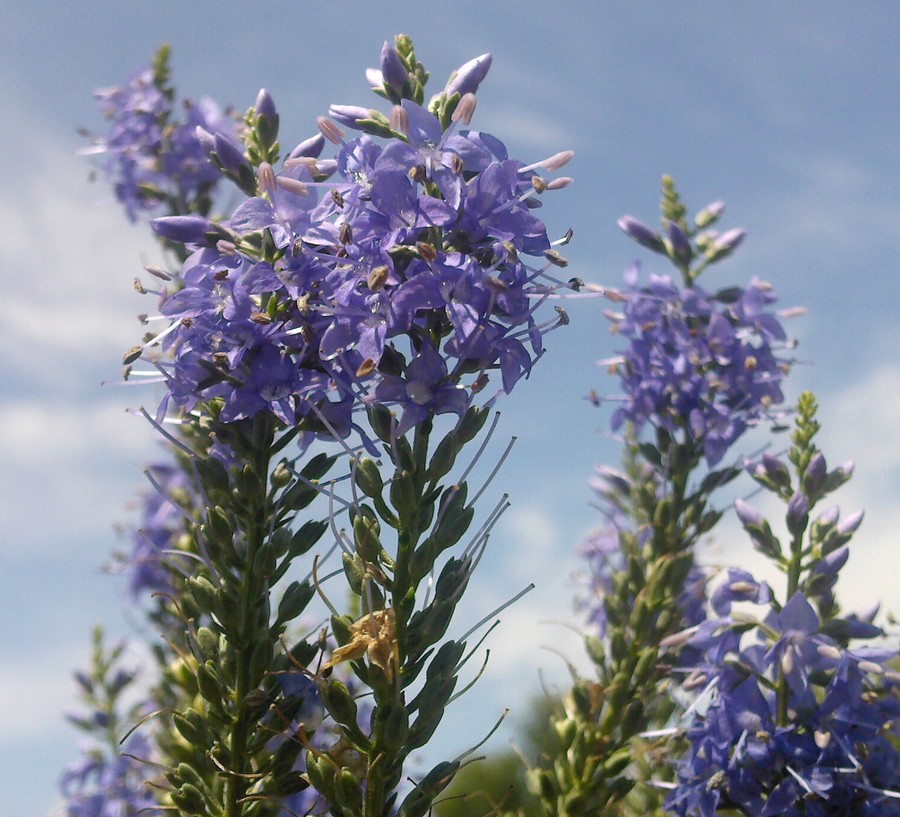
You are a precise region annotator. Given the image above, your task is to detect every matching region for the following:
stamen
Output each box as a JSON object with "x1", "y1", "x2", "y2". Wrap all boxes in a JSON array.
[{"x1": 316, "y1": 116, "x2": 345, "y2": 145}]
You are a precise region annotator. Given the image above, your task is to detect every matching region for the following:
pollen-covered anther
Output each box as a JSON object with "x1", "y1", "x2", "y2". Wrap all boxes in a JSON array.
[
  {"x1": 744, "y1": 355, "x2": 758, "y2": 371},
  {"x1": 356, "y1": 359, "x2": 376, "y2": 378},
  {"x1": 181, "y1": 317, "x2": 193, "y2": 328},
  {"x1": 212, "y1": 352, "x2": 229, "y2": 366},
  {"x1": 216, "y1": 239, "x2": 237, "y2": 256},
  {"x1": 555, "y1": 306, "x2": 570, "y2": 326},
  {"x1": 544, "y1": 249, "x2": 568, "y2": 268},
  {"x1": 213, "y1": 269, "x2": 229, "y2": 281},
  {"x1": 484, "y1": 275, "x2": 508, "y2": 292},
  {"x1": 814, "y1": 730, "x2": 831, "y2": 749},
  {"x1": 123, "y1": 346, "x2": 143, "y2": 365},
  {"x1": 339, "y1": 222, "x2": 353, "y2": 245},
  {"x1": 296, "y1": 294, "x2": 310, "y2": 314},
  {"x1": 331, "y1": 189, "x2": 345, "y2": 208},
  {"x1": 531, "y1": 176, "x2": 547, "y2": 194},
  {"x1": 137, "y1": 313, "x2": 148, "y2": 325},
  {"x1": 416, "y1": 241, "x2": 437, "y2": 262},
  {"x1": 471, "y1": 374, "x2": 489, "y2": 394},
  {"x1": 367, "y1": 265, "x2": 389, "y2": 291},
  {"x1": 250, "y1": 312, "x2": 272, "y2": 325},
  {"x1": 133, "y1": 278, "x2": 146, "y2": 294},
  {"x1": 408, "y1": 165, "x2": 425, "y2": 184}
]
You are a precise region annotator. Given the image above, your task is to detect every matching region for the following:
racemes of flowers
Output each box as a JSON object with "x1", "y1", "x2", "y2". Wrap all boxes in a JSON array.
[
  {"x1": 664, "y1": 393, "x2": 900, "y2": 816},
  {"x1": 133, "y1": 38, "x2": 573, "y2": 444},
  {"x1": 84, "y1": 45, "x2": 242, "y2": 225},
  {"x1": 528, "y1": 180, "x2": 802, "y2": 817},
  {"x1": 63, "y1": 35, "x2": 577, "y2": 817},
  {"x1": 606, "y1": 181, "x2": 796, "y2": 467}
]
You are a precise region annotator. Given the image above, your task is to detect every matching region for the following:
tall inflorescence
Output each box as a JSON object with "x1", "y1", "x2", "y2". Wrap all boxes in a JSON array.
[
  {"x1": 530, "y1": 178, "x2": 801, "y2": 817},
  {"x1": 665, "y1": 392, "x2": 900, "y2": 816},
  {"x1": 67, "y1": 34, "x2": 576, "y2": 817}
]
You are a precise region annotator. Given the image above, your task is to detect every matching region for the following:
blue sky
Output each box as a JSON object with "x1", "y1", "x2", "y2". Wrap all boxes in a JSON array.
[{"x1": 2, "y1": 3, "x2": 898, "y2": 814}]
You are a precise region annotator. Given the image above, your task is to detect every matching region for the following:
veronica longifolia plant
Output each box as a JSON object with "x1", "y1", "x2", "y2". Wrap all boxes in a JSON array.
[
  {"x1": 527, "y1": 179, "x2": 801, "y2": 817},
  {"x1": 66, "y1": 34, "x2": 576, "y2": 817},
  {"x1": 665, "y1": 393, "x2": 900, "y2": 816}
]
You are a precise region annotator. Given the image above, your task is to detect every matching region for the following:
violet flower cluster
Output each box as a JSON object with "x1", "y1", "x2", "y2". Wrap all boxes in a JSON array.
[
  {"x1": 603, "y1": 262, "x2": 792, "y2": 465},
  {"x1": 85, "y1": 46, "x2": 241, "y2": 221},
  {"x1": 136, "y1": 62, "x2": 573, "y2": 440},
  {"x1": 666, "y1": 580, "x2": 900, "y2": 817}
]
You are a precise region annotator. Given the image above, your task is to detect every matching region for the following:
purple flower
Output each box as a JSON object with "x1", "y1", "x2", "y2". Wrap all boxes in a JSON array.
[
  {"x1": 127, "y1": 45, "x2": 573, "y2": 442},
  {"x1": 604, "y1": 264, "x2": 793, "y2": 464},
  {"x1": 86, "y1": 57, "x2": 241, "y2": 221}
]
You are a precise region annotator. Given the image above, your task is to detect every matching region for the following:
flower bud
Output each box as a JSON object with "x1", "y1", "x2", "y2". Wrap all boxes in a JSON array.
[
  {"x1": 446, "y1": 52, "x2": 492, "y2": 97},
  {"x1": 786, "y1": 491, "x2": 809, "y2": 536},
  {"x1": 379, "y1": 41, "x2": 408, "y2": 93},
  {"x1": 254, "y1": 88, "x2": 277, "y2": 125},
  {"x1": 213, "y1": 132, "x2": 249, "y2": 176},
  {"x1": 152, "y1": 215, "x2": 215, "y2": 244},
  {"x1": 618, "y1": 216, "x2": 666, "y2": 253},
  {"x1": 734, "y1": 498, "x2": 762, "y2": 528},
  {"x1": 667, "y1": 221, "x2": 693, "y2": 266},
  {"x1": 286, "y1": 133, "x2": 325, "y2": 160},
  {"x1": 328, "y1": 104, "x2": 372, "y2": 130},
  {"x1": 837, "y1": 509, "x2": 864, "y2": 535}
]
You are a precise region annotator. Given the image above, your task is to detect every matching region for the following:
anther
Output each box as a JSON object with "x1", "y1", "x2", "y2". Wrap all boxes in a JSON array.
[
  {"x1": 331, "y1": 189, "x2": 345, "y2": 208},
  {"x1": 258, "y1": 161, "x2": 276, "y2": 195},
  {"x1": 144, "y1": 265, "x2": 172, "y2": 281},
  {"x1": 531, "y1": 176, "x2": 547, "y2": 194},
  {"x1": 451, "y1": 92, "x2": 477, "y2": 125},
  {"x1": 356, "y1": 359, "x2": 376, "y2": 378},
  {"x1": 367, "y1": 265, "x2": 389, "y2": 291},
  {"x1": 544, "y1": 249, "x2": 568, "y2": 268},
  {"x1": 277, "y1": 175, "x2": 309, "y2": 197},
  {"x1": 390, "y1": 104, "x2": 408, "y2": 136},
  {"x1": 133, "y1": 278, "x2": 146, "y2": 294},
  {"x1": 416, "y1": 242, "x2": 437, "y2": 262},
  {"x1": 123, "y1": 346, "x2": 143, "y2": 365},
  {"x1": 250, "y1": 312, "x2": 272, "y2": 324},
  {"x1": 339, "y1": 222, "x2": 353, "y2": 245},
  {"x1": 316, "y1": 116, "x2": 345, "y2": 145},
  {"x1": 408, "y1": 165, "x2": 425, "y2": 184}
]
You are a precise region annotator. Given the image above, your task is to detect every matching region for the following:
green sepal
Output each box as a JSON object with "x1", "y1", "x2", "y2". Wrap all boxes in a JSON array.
[
  {"x1": 170, "y1": 783, "x2": 207, "y2": 815},
  {"x1": 322, "y1": 680, "x2": 370, "y2": 748},
  {"x1": 335, "y1": 767, "x2": 364, "y2": 814},
  {"x1": 196, "y1": 661, "x2": 223, "y2": 704},
  {"x1": 367, "y1": 404, "x2": 395, "y2": 443},
  {"x1": 455, "y1": 406, "x2": 489, "y2": 445},
  {"x1": 353, "y1": 509, "x2": 382, "y2": 562},
  {"x1": 195, "y1": 627, "x2": 219, "y2": 662},
  {"x1": 274, "y1": 581, "x2": 315, "y2": 631},
  {"x1": 173, "y1": 710, "x2": 210, "y2": 747},
  {"x1": 397, "y1": 760, "x2": 460, "y2": 817},
  {"x1": 354, "y1": 457, "x2": 384, "y2": 498},
  {"x1": 195, "y1": 454, "x2": 230, "y2": 492}
]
